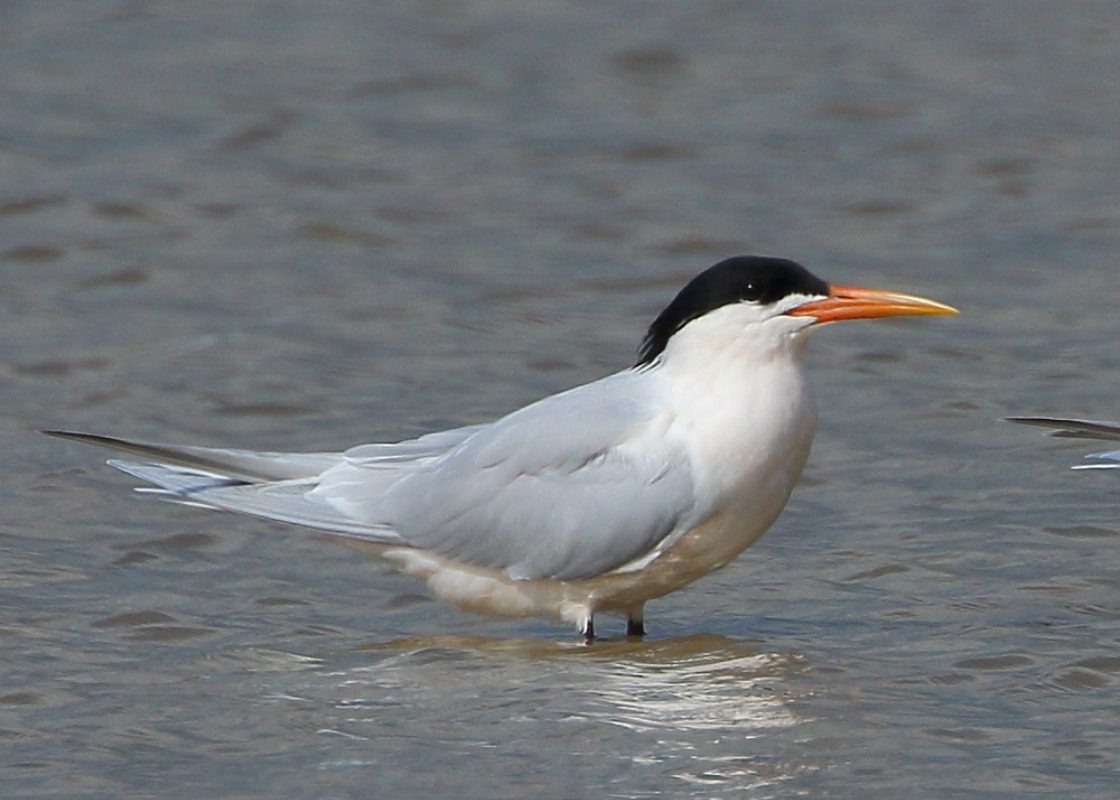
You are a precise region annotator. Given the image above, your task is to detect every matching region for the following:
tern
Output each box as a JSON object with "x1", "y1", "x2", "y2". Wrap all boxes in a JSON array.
[
  {"x1": 1008, "y1": 416, "x2": 1120, "y2": 470},
  {"x1": 48, "y1": 256, "x2": 956, "y2": 639}
]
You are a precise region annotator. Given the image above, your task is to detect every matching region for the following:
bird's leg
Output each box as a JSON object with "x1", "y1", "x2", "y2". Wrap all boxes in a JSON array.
[
  {"x1": 581, "y1": 615, "x2": 595, "y2": 643},
  {"x1": 625, "y1": 604, "x2": 645, "y2": 638}
]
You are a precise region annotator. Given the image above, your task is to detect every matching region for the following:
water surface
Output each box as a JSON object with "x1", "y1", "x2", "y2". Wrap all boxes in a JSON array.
[{"x1": 3, "y1": 2, "x2": 1120, "y2": 798}]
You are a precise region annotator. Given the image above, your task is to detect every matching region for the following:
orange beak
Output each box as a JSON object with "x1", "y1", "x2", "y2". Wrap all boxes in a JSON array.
[{"x1": 786, "y1": 284, "x2": 958, "y2": 323}]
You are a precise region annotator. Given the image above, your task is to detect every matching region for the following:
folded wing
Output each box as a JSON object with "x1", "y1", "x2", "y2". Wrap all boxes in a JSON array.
[
  {"x1": 50, "y1": 370, "x2": 698, "y2": 581},
  {"x1": 316, "y1": 370, "x2": 698, "y2": 581}
]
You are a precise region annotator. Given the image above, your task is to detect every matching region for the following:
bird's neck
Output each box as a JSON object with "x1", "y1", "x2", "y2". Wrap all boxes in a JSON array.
[
  {"x1": 659, "y1": 335, "x2": 815, "y2": 447},
  {"x1": 656, "y1": 325, "x2": 818, "y2": 511}
]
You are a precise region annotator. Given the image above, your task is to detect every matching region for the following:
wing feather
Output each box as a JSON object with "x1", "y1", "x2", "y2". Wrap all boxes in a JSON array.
[
  {"x1": 1008, "y1": 417, "x2": 1120, "y2": 442},
  {"x1": 333, "y1": 370, "x2": 698, "y2": 580}
]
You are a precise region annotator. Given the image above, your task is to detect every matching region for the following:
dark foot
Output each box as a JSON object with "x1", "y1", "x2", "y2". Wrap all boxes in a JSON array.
[
  {"x1": 626, "y1": 618, "x2": 645, "y2": 637},
  {"x1": 582, "y1": 617, "x2": 595, "y2": 642}
]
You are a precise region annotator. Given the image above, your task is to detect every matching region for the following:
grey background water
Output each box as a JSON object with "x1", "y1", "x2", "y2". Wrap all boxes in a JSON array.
[{"x1": 3, "y1": 2, "x2": 1119, "y2": 797}]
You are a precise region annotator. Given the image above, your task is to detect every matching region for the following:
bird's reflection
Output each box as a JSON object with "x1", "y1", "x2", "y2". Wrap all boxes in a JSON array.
[
  {"x1": 356, "y1": 633, "x2": 807, "y2": 734},
  {"x1": 579, "y1": 640, "x2": 803, "y2": 733}
]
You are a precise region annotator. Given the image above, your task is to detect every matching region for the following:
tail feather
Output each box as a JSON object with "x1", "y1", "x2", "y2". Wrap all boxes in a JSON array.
[
  {"x1": 104, "y1": 458, "x2": 401, "y2": 540},
  {"x1": 107, "y1": 459, "x2": 249, "y2": 496}
]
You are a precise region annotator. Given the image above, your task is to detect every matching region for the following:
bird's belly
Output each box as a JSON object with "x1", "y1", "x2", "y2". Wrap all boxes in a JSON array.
[
  {"x1": 576, "y1": 505, "x2": 776, "y2": 610},
  {"x1": 352, "y1": 510, "x2": 762, "y2": 628}
]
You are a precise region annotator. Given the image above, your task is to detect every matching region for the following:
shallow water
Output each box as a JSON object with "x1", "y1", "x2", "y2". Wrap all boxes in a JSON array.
[{"x1": 4, "y1": 2, "x2": 1120, "y2": 798}]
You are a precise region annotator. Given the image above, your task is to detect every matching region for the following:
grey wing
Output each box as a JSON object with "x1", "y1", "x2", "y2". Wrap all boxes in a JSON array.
[
  {"x1": 343, "y1": 424, "x2": 489, "y2": 464},
  {"x1": 320, "y1": 370, "x2": 697, "y2": 581}
]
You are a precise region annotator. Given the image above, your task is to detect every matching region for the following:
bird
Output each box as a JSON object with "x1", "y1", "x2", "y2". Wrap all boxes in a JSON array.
[
  {"x1": 1007, "y1": 416, "x2": 1120, "y2": 470},
  {"x1": 47, "y1": 255, "x2": 957, "y2": 639}
]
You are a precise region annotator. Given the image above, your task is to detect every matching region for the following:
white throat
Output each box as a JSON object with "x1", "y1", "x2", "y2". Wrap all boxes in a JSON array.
[{"x1": 654, "y1": 303, "x2": 819, "y2": 537}]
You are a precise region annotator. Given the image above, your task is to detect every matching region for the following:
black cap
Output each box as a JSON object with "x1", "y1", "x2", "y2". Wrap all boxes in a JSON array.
[{"x1": 637, "y1": 256, "x2": 828, "y2": 366}]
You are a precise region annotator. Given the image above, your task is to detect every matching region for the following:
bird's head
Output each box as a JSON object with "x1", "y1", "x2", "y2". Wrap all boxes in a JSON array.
[{"x1": 637, "y1": 255, "x2": 957, "y2": 368}]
